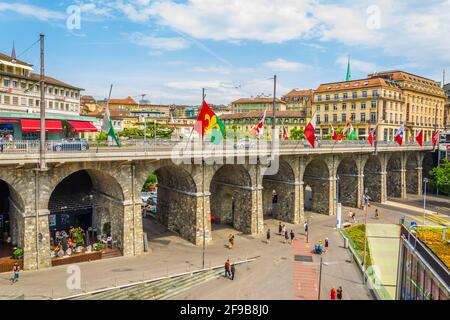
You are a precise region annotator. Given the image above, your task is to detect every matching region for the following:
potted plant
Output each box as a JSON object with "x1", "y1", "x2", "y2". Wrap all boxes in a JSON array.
[
  {"x1": 13, "y1": 247, "x2": 24, "y2": 260},
  {"x1": 94, "y1": 242, "x2": 104, "y2": 251},
  {"x1": 71, "y1": 227, "x2": 85, "y2": 247}
]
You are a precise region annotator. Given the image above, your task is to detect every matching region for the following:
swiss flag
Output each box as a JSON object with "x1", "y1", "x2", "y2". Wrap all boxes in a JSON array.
[
  {"x1": 432, "y1": 130, "x2": 439, "y2": 146},
  {"x1": 282, "y1": 126, "x2": 289, "y2": 140},
  {"x1": 249, "y1": 110, "x2": 266, "y2": 139},
  {"x1": 368, "y1": 129, "x2": 376, "y2": 146},
  {"x1": 415, "y1": 130, "x2": 423, "y2": 147},
  {"x1": 394, "y1": 124, "x2": 404, "y2": 146},
  {"x1": 304, "y1": 114, "x2": 317, "y2": 148}
]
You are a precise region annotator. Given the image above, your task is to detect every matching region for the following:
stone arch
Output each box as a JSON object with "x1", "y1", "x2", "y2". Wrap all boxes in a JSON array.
[
  {"x1": 153, "y1": 165, "x2": 198, "y2": 243},
  {"x1": 303, "y1": 159, "x2": 330, "y2": 214},
  {"x1": 337, "y1": 157, "x2": 359, "y2": 208},
  {"x1": 387, "y1": 153, "x2": 402, "y2": 198},
  {"x1": 364, "y1": 155, "x2": 382, "y2": 203},
  {"x1": 210, "y1": 165, "x2": 253, "y2": 233},
  {"x1": 262, "y1": 159, "x2": 296, "y2": 221},
  {"x1": 406, "y1": 153, "x2": 419, "y2": 194},
  {"x1": 0, "y1": 179, "x2": 25, "y2": 253},
  {"x1": 422, "y1": 152, "x2": 436, "y2": 193},
  {"x1": 48, "y1": 169, "x2": 126, "y2": 254}
]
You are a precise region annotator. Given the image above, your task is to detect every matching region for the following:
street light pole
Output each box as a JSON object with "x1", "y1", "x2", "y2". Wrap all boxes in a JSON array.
[
  {"x1": 362, "y1": 188, "x2": 369, "y2": 285},
  {"x1": 39, "y1": 33, "x2": 46, "y2": 170},
  {"x1": 317, "y1": 255, "x2": 323, "y2": 300},
  {"x1": 201, "y1": 87, "x2": 206, "y2": 270},
  {"x1": 423, "y1": 178, "x2": 428, "y2": 226}
]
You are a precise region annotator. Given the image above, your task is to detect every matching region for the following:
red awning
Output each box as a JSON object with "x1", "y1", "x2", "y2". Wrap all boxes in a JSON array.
[
  {"x1": 67, "y1": 120, "x2": 98, "y2": 133},
  {"x1": 20, "y1": 119, "x2": 63, "y2": 132},
  {"x1": 0, "y1": 119, "x2": 19, "y2": 123}
]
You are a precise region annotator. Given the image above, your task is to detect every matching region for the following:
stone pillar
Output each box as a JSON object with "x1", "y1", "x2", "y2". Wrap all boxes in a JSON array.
[
  {"x1": 292, "y1": 181, "x2": 301, "y2": 224},
  {"x1": 417, "y1": 167, "x2": 423, "y2": 196},
  {"x1": 380, "y1": 171, "x2": 388, "y2": 204},
  {"x1": 122, "y1": 200, "x2": 144, "y2": 257},
  {"x1": 298, "y1": 181, "x2": 305, "y2": 224},
  {"x1": 357, "y1": 173, "x2": 364, "y2": 208},
  {"x1": 400, "y1": 169, "x2": 407, "y2": 199},
  {"x1": 251, "y1": 183, "x2": 264, "y2": 235},
  {"x1": 329, "y1": 177, "x2": 337, "y2": 216},
  {"x1": 194, "y1": 191, "x2": 212, "y2": 246},
  {"x1": 22, "y1": 210, "x2": 51, "y2": 270}
]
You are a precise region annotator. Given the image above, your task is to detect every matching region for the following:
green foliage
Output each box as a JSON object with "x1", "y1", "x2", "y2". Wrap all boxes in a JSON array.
[
  {"x1": 290, "y1": 127, "x2": 305, "y2": 140},
  {"x1": 429, "y1": 159, "x2": 450, "y2": 196},
  {"x1": 94, "y1": 242, "x2": 104, "y2": 251},
  {"x1": 71, "y1": 227, "x2": 85, "y2": 246},
  {"x1": 12, "y1": 247, "x2": 24, "y2": 259},
  {"x1": 343, "y1": 224, "x2": 372, "y2": 266},
  {"x1": 103, "y1": 222, "x2": 111, "y2": 236},
  {"x1": 119, "y1": 124, "x2": 174, "y2": 140},
  {"x1": 142, "y1": 173, "x2": 158, "y2": 191},
  {"x1": 323, "y1": 133, "x2": 333, "y2": 140},
  {"x1": 96, "y1": 131, "x2": 108, "y2": 141}
]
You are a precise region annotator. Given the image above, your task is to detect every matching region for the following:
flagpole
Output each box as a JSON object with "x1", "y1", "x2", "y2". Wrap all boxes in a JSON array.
[
  {"x1": 97, "y1": 84, "x2": 113, "y2": 153},
  {"x1": 272, "y1": 75, "x2": 277, "y2": 158},
  {"x1": 201, "y1": 87, "x2": 206, "y2": 270}
]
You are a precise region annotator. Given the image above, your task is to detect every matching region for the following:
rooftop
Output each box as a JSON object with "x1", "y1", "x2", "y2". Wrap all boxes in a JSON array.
[
  {"x1": 220, "y1": 110, "x2": 306, "y2": 120},
  {"x1": 0, "y1": 51, "x2": 33, "y2": 67},
  {"x1": 315, "y1": 77, "x2": 401, "y2": 93},
  {"x1": 109, "y1": 96, "x2": 138, "y2": 105},
  {"x1": 232, "y1": 97, "x2": 286, "y2": 104}
]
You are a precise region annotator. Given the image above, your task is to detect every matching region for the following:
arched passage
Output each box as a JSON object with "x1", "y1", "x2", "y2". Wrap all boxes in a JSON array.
[
  {"x1": 262, "y1": 160, "x2": 295, "y2": 221},
  {"x1": 0, "y1": 179, "x2": 25, "y2": 260},
  {"x1": 364, "y1": 156, "x2": 382, "y2": 203},
  {"x1": 387, "y1": 154, "x2": 402, "y2": 198},
  {"x1": 422, "y1": 152, "x2": 435, "y2": 193},
  {"x1": 152, "y1": 166, "x2": 198, "y2": 243},
  {"x1": 210, "y1": 165, "x2": 253, "y2": 233},
  {"x1": 406, "y1": 154, "x2": 419, "y2": 194},
  {"x1": 303, "y1": 160, "x2": 329, "y2": 214},
  {"x1": 48, "y1": 169, "x2": 125, "y2": 259},
  {"x1": 337, "y1": 158, "x2": 359, "y2": 208}
]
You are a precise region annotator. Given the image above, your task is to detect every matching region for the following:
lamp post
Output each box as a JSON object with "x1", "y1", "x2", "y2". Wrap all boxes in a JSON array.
[
  {"x1": 423, "y1": 178, "x2": 428, "y2": 226},
  {"x1": 362, "y1": 188, "x2": 370, "y2": 285}
]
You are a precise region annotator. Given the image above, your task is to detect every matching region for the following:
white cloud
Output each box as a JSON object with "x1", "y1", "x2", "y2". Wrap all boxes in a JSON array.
[
  {"x1": 263, "y1": 59, "x2": 309, "y2": 72},
  {"x1": 0, "y1": 2, "x2": 65, "y2": 20},
  {"x1": 126, "y1": 32, "x2": 190, "y2": 51}
]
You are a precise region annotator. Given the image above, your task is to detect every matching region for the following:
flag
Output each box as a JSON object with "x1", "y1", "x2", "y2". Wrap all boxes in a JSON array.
[
  {"x1": 102, "y1": 106, "x2": 120, "y2": 147},
  {"x1": 415, "y1": 129, "x2": 423, "y2": 147},
  {"x1": 194, "y1": 100, "x2": 226, "y2": 144},
  {"x1": 331, "y1": 125, "x2": 338, "y2": 141},
  {"x1": 249, "y1": 110, "x2": 266, "y2": 139},
  {"x1": 368, "y1": 125, "x2": 378, "y2": 146},
  {"x1": 282, "y1": 126, "x2": 289, "y2": 140},
  {"x1": 394, "y1": 124, "x2": 404, "y2": 146},
  {"x1": 345, "y1": 56, "x2": 351, "y2": 81},
  {"x1": 432, "y1": 130, "x2": 439, "y2": 146},
  {"x1": 304, "y1": 114, "x2": 318, "y2": 148},
  {"x1": 348, "y1": 124, "x2": 358, "y2": 140}
]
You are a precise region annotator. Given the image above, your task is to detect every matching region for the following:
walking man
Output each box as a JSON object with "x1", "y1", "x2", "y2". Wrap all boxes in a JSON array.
[
  {"x1": 337, "y1": 286, "x2": 343, "y2": 300},
  {"x1": 324, "y1": 237, "x2": 329, "y2": 252},
  {"x1": 230, "y1": 263, "x2": 235, "y2": 280},
  {"x1": 374, "y1": 209, "x2": 379, "y2": 219},
  {"x1": 266, "y1": 228, "x2": 271, "y2": 244},
  {"x1": 224, "y1": 259, "x2": 230, "y2": 278},
  {"x1": 278, "y1": 222, "x2": 282, "y2": 235},
  {"x1": 304, "y1": 222, "x2": 308, "y2": 235},
  {"x1": 284, "y1": 230, "x2": 289, "y2": 244},
  {"x1": 330, "y1": 287, "x2": 337, "y2": 300},
  {"x1": 289, "y1": 230, "x2": 295, "y2": 244},
  {"x1": 10, "y1": 262, "x2": 20, "y2": 284}
]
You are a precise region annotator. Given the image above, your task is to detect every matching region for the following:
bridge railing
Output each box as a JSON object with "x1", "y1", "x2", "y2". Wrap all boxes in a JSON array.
[{"x1": 0, "y1": 139, "x2": 434, "y2": 154}]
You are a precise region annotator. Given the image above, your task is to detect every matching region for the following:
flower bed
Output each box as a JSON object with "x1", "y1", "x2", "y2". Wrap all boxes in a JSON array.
[
  {"x1": 341, "y1": 224, "x2": 372, "y2": 266},
  {"x1": 417, "y1": 227, "x2": 450, "y2": 270}
]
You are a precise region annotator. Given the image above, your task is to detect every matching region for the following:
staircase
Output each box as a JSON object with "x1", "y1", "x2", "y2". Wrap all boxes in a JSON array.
[{"x1": 69, "y1": 268, "x2": 224, "y2": 300}]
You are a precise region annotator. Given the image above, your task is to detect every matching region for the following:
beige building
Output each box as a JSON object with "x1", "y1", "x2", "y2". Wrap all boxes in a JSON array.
[
  {"x1": 313, "y1": 71, "x2": 446, "y2": 141},
  {"x1": 444, "y1": 83, "x2": 450, "y2": 131},
  {"x1": 231, "y1": 97, "x2": 286, "y2": 114},
  {"x1": 281, "y1": 89, "x2": 314, "y2": 116}
]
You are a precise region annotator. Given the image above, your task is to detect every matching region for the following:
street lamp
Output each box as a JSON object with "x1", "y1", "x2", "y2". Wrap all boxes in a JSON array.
[
  {"x1": 362, "y1": 188, "x2": 370, "y2": 285},
  {"x1": 423, "y1": 178, "x2": 428, "y2": 226}
]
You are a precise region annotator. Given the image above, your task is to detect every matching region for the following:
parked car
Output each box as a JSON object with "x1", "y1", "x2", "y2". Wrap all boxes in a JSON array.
[
  {"x1": 141, "y1": 192, "x2": 152, "y2": 203},
  {"x1": 51, "y1": 139, "x2": 89, "y2": 152}
]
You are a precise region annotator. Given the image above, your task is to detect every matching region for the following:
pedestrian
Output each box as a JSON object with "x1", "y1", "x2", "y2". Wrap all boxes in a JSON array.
[
  {"x1": 324, "y1": 237, "x2": 329, "y2": 251},
  {"x1": 224, "y1": 259, "x2": 230, "y2": 278},
  {"x1": 230, "y1": 263, "x2": 235, "y2": 280},
  {"x1": 375, "y1": 209, "x2": 379, "y2": 219},
  {"x1": 337, "y1": 286, "x2": 343, "y2": 300},
  {"x1": 281, "y1": 224, "x2": 286, "y2": 236},
  {"x1": 284, "y1": 230, "x2": 289, "y2": 244},
  {"x1": 304, "y1": 222, "x2": 308, "y2": 234},
  {"x1": 278, "y1": 222, "x2": 282, "y2": 235},
  {"x1": 351, "y1": 211, "x2": 356, "y2": 223},
  {"x1": 330, "y1": 287, "x2": 337, "y2": 300},
  {"x1": 228, "y1": 234, "x2": 234, "y2": 249},
  {"x1": 266, "y1": 228, "x2": 271, "y2": 244},
  {"x1": 290, "y1": 230, "x2": 295, "y2": 244},
  {"x1": 10, "y1": 262, "x2": 20, "y2": 284},
  {"x1": 0, "y1": 135, "x2": 4, "y2": 153}
]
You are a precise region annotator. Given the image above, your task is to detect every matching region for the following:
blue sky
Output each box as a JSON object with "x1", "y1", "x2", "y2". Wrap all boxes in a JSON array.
[{"x1": 0, "y1": 0, "x2": 449, "y2": 104}]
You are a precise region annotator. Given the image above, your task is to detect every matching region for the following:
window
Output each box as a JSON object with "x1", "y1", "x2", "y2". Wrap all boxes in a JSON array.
[
  {"x1": 351, "y1": 102, "x2": 356, "y2": 110},
  {"x1": 12, "y1": 81, "x2": 17, "y2": 88},
  {"x1": 333, "y1": 104, "x2": 338, "y2": 111},
  {"x1": 351, "y1": 113, "x2": 356, "y2": 121},
  {"x1": 3, "y1": 79, "x2": 9, "y2": 87},
  {"x1": 333, "y1": 114, "x2": 337, "y2": 123},
  {"x1": 361, "y1": 113, "x2": 366, "y2": 121},
  {"x1": 343, "y1": 93, "x2": 348, "y2": 99},
  {"x1": 316, "y1": 115, "x2": 321, "y2": 123},
  {"x1": 342, "y1": 103, "x2": 347, "y2": 110},
  {"x1": 4, "y1": 95, "x2": 10, "y2": 104},
  {"x1": 334, "y1": 94, "x2": 339, "y2": 100},
  {"x1": 372, "y1": 90, "x2": 378, "y2": 97},
  {"x1": 361, "y1": 102, "x2": 366, "y2": 110},
  {"x1": 317, "y1": 95, "x2": 322, "y2": 102},
  {"x1": 370, "y1": 112, "x2": 376, "y2": 122},
  {"x1": 324, "y1": 104, "x2": 329, "y2": 111},
  {"x1": 352, "y1": 92, "x2": 358, "y2": 99},
  {"x1": 324, "y1": 114, "x2": 329, "y2": 123},
  {"x1": 342, "y1": 114, "x2": 347, "y2": 123},
  {"x1": 358, "y1": 128, "x2": 366, "y2": 137},
  {"x1": 325, "y1": 95, "x2": 330, "y2": 101},
  {"x1": 362, "y1": 91, "x2": 367, "y2": 98},
  {"x1": 371, "y1": 101, "x2": 377, "y2": 109}
]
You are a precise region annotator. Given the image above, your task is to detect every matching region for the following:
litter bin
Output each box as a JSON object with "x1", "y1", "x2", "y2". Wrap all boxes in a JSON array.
[{"x1": 344, "y1": 237, "x2": 349, "y2": 249}]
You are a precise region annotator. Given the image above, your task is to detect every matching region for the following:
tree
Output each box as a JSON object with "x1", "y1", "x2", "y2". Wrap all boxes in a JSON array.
[
  {"x1": 290, "y1": 127, "x2": 305, "y2": 140},
  {"x1": 119, "y1": 125, "x2": 174, "y2": 140},
  {"x1": 142, "y1": 173, "x2": 158, "y2": 191},
  {"x1": 429, "y1": 160, "x2": 450, "y2": 196}
]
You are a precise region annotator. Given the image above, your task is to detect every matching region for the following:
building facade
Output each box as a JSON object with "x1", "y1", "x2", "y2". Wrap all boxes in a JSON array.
[
  {"x1": 281, "y1": 89, "x2": 314, "y2": 115},
  {"x1": 313, "y1": 71, "x2": 446, "y2": 141},
  {"x1": 444, "y1": 83, "x2": 450, "y2": 131},
  {"x1": 231, "y1": 97, "x2": 286, "y2": 114},
  {"x1": 0, "y1": 52, "x2": 96, "y2": 140}
]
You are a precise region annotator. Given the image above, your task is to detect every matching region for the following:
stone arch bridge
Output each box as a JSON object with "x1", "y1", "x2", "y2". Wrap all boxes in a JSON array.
[{"x1": 0, "y1": 142, "x2": 435, "y2": 270}]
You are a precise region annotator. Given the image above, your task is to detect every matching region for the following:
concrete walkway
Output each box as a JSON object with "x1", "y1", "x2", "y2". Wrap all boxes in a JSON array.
[
  {"x1": 0, "y1": 215, "x2": 371, "y2": 300},
  {"x1": 366, "y1": 224, "x2": 400, "y2": 299}
]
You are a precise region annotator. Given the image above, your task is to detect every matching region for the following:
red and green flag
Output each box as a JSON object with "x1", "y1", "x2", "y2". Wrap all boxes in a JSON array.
[{"x1": 194, "y1": 101, "x2": 226, "y2": 144}]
